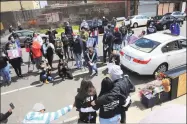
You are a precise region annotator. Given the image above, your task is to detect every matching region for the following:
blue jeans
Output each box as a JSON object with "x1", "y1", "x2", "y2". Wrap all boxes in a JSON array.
[
  {"x1": 41, "y1": 74, "x2": 53, "y2": 82},
  {"x1": 88, "y1": 63, "x2": 98, "y2": 74},
  {"x1": 0, "y1": 64, "x2": 11, "y2": 83},
  {"x1": 113, "y1": 44, "x2": 122, "y2": 51},
  {"x1": 74, "y1": 53, "x2": 82, "y2": 68},
  {"x1": 99, "y1": 114, "x2": 121, "y2": 124},
  {"x1": 93, "y1": 36, "x2": 98, "y2": 44}
]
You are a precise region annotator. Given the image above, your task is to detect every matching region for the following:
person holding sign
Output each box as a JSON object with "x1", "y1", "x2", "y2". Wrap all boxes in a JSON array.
[{"x1": 5, "y1": 36, "x2": 23, "y2": 78}]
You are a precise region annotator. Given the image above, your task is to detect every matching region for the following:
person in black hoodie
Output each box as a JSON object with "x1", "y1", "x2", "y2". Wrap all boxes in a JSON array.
[
  {"x1": 102, "y1": 16, "x2": 109, "y2": 32},
  {"x1": 103, "y1": 25, "x2": 113, "y2": 63},
  {"x1": 80, "y1": 77, "x2": 122, "y2": 124},
  {"x1": 113, "y1": 27, "x2": 122, "y2": 51},
  {"x1": 45, "y1": 27, "x2": 58, "y2": 46},
  {"x1": 72, "y1": 34, "x2": 82, "y2": 69},
  {"x1": 75, "y1": 78, "x2": 97, "y2": 123},
  {"x1": 65, "y1": 22, "x2": 74, "y2": 59},
  {"x1": 91, "y1": 65, "x2": 135, "y2": 123},
  {"x1": 46, "y1": 41, "x2": 55, "y2": 69}
]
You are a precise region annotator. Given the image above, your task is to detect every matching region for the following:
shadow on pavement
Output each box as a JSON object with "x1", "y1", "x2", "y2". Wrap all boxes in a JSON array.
[{"x1": 130, "y1": 100, "x2": 146, "y2": 111}]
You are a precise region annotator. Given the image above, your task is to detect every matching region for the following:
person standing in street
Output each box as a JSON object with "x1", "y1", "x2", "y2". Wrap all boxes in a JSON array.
[
  {"x1": 55, "y1": 38, "x2": 64, "y2": 60},
  {"x1": 91, "y1": 65, "x2": 135, "y2": 124},
  {"x1": 102, "y1": 16, "x2": 109, "y2": 32},
  {"x1": 0, "y1": 48, "x2": 11, "y2": 85},
  {"x1": 84, "y1": 47, "x2": 98, "y2": 76},
  {"x1": 170, "y1": 19, "x2": 180, "y2": 36},
  {"x1": 46, "y1": 41, "x2": 55, "y2": 69},
  {"x1": 45, "y1": 27, "x2": 58, "y2": 46},
  {"x1": 33, "y1": 32, "x2": 43, "y2": 46},
  {"x1": 65, "y1": 22, "x2": 74, "y2": 59},
  {"x1": 75, "y1": 78, "x2": 97, "y2": 123},
  {"x1": 80, "y1": 20, "x2": 89, "y2": 30},
  {"x1": 22, "y1": 103, "x2": 73, "y2": 123},
  {"x1": 80, "y1": 27, "x2": 89, "y2": 55},
  {"x1": 72, "y1": 33, "x2": 83, "y2": 69},
  {"x1": 102, "y1": 26, "x2": 113, "y2": 63},
  {"x1": 119, "y1": 22, "x2": 128, "y2": 46},
  {"x1": 61, "y1": 33, "x2": 70, "y2": 60},
  {"x1": 113, "y1": 27, "x2": 122, "y2": 51},
  {"x1": 9, "y1": 25, "x2": 14, "y2": 33},
  {"x1": 31, "y1": 40, "x2": 42, "y2": 73},
  {"x1": 5, "y1": 36, "x2": 23, "y2": 78}
]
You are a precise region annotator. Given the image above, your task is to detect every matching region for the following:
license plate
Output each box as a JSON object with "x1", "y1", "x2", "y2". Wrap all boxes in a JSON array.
[{"x1": 125, "y1": 55, "x2": 131, "y2": 61}]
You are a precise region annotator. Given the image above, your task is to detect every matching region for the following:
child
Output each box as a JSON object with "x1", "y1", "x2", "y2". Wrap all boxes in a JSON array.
[
  {"x1": 40, "y1": 61, "x2": 53, "y2": 84},
  {"x1": 58, "y1": 59, "x2": 73, "y2": 80}
]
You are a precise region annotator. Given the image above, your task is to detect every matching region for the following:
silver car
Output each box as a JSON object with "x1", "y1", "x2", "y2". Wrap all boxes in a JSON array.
[{"x1": 170, "y1": 11, "x2": 186, "y2": 20}]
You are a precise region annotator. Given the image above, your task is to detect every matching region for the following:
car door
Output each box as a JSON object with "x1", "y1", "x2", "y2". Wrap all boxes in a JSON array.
[
  {"x1": 162, "y1": 40, "x2": 183, "y2": 69},
  {"x1": 178, "y1": 39, "x2": 187, "y2": 65},
  {"x1": 136, "y1": 15, "x2": 144, "y2": 26},
  {"x1": 142, "y1": 15, "x2": 149, "y2": 26}
]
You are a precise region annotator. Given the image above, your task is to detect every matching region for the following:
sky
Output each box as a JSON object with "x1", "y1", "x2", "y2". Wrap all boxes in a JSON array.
[{"x1": 39, "y1": 1, "x2": 48, "y2": 8}]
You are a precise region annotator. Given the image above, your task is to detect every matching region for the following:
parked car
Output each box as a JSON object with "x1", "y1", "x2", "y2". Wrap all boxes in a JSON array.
[
  {"x1": 79, "y1": 19, "x2": 104, "y2": 34},
  {"x1": 129, "y1": 15, "x2": 150, "y2": 28},
  {"x1": 120, "y1": 32, "x2": 186, "y2": 75},
  {"x1": 164, "y1": 11, "x2": 186, "y2": 20},
  {"x1": 114, "y1": 17, "x2": 131, "y2": 27},
  {"x1": 1, "y1": 30, "x2": 48, "y2": 47},
  {"x1": 153, "y1": 15, "x2": 183, "y2": 30}
]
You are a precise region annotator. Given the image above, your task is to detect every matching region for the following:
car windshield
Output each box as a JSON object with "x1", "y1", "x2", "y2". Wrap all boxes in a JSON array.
[
  {"x1": 130, "y1": 38, "x2": 161, "y2": 53},
  {"x1": 153, "y1": 16, "x2": 163, "y2": 20}
]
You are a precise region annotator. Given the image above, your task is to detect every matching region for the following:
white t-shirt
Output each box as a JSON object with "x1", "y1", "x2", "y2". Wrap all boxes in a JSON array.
[{"x1": 33, "y1": 35, "x2": 43, "y2": 46}]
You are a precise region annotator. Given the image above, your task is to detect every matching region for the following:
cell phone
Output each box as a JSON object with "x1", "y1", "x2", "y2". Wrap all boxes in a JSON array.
[{"x1": 9, "y1": 103, "x2": 15, "y2": 109}]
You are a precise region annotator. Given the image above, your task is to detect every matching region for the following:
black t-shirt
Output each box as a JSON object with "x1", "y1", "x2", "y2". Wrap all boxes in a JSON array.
[
  {"x1": 75, "y1": 93, "x2": 97, "y2": 123},
  {"x1": 0, "y1": 56, "x2": 8, "y2": 69}
]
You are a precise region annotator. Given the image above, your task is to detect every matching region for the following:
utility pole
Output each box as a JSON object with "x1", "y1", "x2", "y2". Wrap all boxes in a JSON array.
[{"x1": 19, "y1": 0, "x2": 25, "y2": 21}]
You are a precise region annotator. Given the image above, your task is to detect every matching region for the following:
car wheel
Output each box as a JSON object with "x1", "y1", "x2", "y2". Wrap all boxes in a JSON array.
[
  {"x1": 163, "y1": 25, "x2": 167, "y2": 30},
  {"x1": 133, "y1": 23, "x2": 138, "y2": 28},
  {"x1": 154, "y1": 63, "x2": 168, "y2": 75}
]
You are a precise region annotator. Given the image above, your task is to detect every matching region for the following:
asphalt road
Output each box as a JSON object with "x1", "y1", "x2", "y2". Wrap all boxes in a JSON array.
[{"x1": 1, "y1": 23, "x2": 186, "y2": 123}]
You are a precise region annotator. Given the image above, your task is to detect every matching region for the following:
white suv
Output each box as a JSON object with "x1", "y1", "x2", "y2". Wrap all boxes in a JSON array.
[{"x1": 120, "y1": 33, "x2": 186, "y2": 75}]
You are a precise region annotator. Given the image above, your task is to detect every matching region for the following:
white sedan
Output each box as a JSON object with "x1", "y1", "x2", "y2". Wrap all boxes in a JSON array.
[
  {"x1": 120, "y1": 33, "x2": 186, "y2": 75},
  {"x1": 129, "y1": 15, "x2": 150, "y2": 28}
]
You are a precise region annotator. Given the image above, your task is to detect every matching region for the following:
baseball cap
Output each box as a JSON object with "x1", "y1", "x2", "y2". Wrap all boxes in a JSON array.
[{"x1": 32, "y1": 103, "x2": 45, "y2": 112}]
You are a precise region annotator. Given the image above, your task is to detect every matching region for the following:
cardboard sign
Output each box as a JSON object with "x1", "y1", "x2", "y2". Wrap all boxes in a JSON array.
[
  {"x1": 87, "y1": 37, "x2": 95, "y2": 48},
  {"x1": 7, "y1": 49, "x2": 22, "y2": 59}
]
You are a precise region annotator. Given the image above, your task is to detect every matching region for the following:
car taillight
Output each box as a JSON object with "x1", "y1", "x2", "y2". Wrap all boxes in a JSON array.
[
  {"x1": 119, "y1": 50, "x2": 125, "y2": 56},
  {"x1": 133, "y1": 58, "x2": 151, "y2": 64}
]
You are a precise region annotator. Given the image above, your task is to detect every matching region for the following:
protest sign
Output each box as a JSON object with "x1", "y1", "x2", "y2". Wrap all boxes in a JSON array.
[{"x1": 7, "y1": 49, "x2": 22, "y2": 59}]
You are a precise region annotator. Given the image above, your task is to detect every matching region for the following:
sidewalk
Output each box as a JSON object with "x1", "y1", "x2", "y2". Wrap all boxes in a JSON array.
[{"x1": 61, "y1": 94, "x2": 186, "y2": 123}]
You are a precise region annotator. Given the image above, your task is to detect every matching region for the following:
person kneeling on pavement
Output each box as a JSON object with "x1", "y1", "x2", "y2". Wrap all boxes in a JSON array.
[
  {"x1": 84, "y1": 47, "x2": 98, "y2": 76},
  {"x1": 91, "y1": 65, "x2": 135, "y2": 123},
  {"x1": 40, "y1": 60, "x2": 53, "y2": 84},
  {"x1": 22, "y1": 103, "x2": 73, "y2": 124},
  {"x1": 58, "y1": 59, "x2": 73, "y2": 80},
  {"x1": 109, "y1": 50, "x2": 120, "y2": 65}
]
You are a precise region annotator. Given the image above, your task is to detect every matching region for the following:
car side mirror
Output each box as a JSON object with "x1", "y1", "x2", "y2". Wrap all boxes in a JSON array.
[{"x1": 162, "y1": 47, "x2": 168, "y2": 53}]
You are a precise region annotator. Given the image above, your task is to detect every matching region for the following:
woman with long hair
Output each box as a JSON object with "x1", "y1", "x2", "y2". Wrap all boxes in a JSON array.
[
  {"x1": 80, "y1": 77, "x2": 122, "y2": 124},
  {"x1": 75, "y1": 78, "x2": 97, "y2": 123}
]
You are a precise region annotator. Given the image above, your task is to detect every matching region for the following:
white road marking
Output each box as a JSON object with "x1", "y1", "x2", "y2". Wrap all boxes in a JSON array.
[{"x1": 1, "y1": 65, "x2": 107, "y2": 96}]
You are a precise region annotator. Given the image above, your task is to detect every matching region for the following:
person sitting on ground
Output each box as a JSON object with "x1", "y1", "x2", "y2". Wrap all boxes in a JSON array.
[
  {"x1": 58, "y1": 59, "x2": 73, "y2": 80},
  {"x1": 75, "y1": 78, "x2": 97, "y2": 123},
  {"x1": 40, "y1": 61, "x2": 53, "y2": 84},
  {"x1": 22, "y1": 103, "x2": 73, "y2": 123},
  {"x1": 84, "y1": 47, "x2": 98, "y2": 76},
  {"x1": 0, "y1": 108, "x2": 13, "y2": 123}
]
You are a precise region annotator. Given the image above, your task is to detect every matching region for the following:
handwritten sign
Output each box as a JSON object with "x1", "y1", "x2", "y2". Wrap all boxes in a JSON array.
[{"x1": 7, "y1": 49, "x2": 22, "y2": 59}]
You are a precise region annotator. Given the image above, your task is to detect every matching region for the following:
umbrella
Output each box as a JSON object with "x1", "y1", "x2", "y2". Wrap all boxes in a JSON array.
[{"x1": 139, "y1": 104, "x2": 186, "y2": 123}]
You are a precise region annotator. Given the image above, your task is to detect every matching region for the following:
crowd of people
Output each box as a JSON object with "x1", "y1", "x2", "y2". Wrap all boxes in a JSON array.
[{"x1": 0, "y1": 16, "x2": 181, "y2": 123}]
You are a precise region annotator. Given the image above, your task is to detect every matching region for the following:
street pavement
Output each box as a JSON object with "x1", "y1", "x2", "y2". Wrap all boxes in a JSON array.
[{"x1": 1, "y1": 22, "x2": 186, "y2": 123}]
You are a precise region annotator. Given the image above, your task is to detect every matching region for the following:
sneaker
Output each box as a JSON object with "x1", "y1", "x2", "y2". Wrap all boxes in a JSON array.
[{"x1": 45, "y1": 80, "x2": 49, "y2": 84}]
